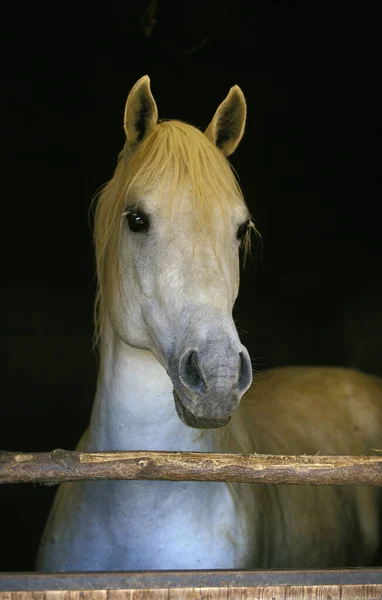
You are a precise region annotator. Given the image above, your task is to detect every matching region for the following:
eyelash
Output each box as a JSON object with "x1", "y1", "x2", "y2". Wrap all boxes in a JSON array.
[
  {"x1": 237, "y1": 220, "x2": 252, "y2": 240},
  {"x1": 123, "y1": 210, "x2": 150, "y2": 232}
]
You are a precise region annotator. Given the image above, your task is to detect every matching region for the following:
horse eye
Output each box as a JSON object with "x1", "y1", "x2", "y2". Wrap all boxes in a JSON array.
[
  {"x1": 125, "y1": 211, "x2": 150, "y2": 232},
  {"x1": 237, "y1": 220, "x2": 250, "y2": 241}
]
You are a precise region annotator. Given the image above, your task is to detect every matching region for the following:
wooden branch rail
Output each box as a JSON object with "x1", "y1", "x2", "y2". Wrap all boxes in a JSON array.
[{"x1": 1, "y1": 449, "x2": 382, "y2": 486}]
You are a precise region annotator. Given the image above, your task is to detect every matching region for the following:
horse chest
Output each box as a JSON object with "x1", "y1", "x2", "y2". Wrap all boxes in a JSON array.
[
  {"x1": 101, "y1": 480, "x2": 252, "y2": 569},
  {"x1": 46, "y1": 479, "x2": 253, "y2": 570}
]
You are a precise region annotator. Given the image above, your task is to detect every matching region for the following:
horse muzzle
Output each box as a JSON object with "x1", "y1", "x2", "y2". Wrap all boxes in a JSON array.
[{"x1": 169, "y1": 345, "x2": 252, "y2": 429}]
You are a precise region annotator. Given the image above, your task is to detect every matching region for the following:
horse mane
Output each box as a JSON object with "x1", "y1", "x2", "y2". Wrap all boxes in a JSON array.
[{"x1": 93, "y1": 119, "x2": 253, "y2": 341}]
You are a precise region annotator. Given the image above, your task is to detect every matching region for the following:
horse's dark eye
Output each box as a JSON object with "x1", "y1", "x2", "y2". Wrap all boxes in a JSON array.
[
  {"x1": 126, "y1": 211, "x2": 149, "y2": 232},
  {"x1": 237, "y1": 220, "x2": 250, "y2": 240}
]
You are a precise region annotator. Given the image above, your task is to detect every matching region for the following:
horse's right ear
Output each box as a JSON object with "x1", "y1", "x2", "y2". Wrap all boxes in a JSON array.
[{"x1": 124, "y1": 76, "x2": 158, "y2": 150}]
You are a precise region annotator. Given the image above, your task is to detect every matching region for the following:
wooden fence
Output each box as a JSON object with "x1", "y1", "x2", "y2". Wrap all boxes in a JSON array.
[{"x1": 1, "y1": 449, "x2": 382, "y2": 599}]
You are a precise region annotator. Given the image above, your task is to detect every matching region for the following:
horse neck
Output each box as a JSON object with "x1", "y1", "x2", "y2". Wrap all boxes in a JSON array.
[{"x1": 86, "y1": 318, "x2": 217, "y2": 452}]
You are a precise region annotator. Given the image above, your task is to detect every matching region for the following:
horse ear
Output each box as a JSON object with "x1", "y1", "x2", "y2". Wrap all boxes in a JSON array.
[
  {"x1": 205, "y1": 85, "x2": 247, "y2": 157},
  {"x1": 123, "y1": 75, "x2": 158, "y2": 149}
]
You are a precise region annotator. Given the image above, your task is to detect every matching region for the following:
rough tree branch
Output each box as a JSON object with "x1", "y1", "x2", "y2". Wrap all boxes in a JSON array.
[{"x1": 1, "y1": 450, "x2": 382, "y2": 486}]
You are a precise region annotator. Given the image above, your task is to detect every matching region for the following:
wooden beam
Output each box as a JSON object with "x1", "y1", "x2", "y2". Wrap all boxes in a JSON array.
[
  {"x1": 1, "y1": 449, "x2": 382, "y2": 486},
  {"x1": 2, "y1": 584, "x2": 382, "y2": 599},
  {"x1": 1, "y1": 570, "x2": 382, "y2": 598}
]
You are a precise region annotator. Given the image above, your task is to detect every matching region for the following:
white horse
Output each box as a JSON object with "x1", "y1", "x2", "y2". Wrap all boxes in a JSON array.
[{"x1": 37, "y1": 76, "x2": 382, "y2": 571}]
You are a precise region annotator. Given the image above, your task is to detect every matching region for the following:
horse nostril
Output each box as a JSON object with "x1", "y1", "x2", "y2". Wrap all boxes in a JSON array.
[
  {"x1": 180, "y1": 349, "x2": 206, "y2": 396},
  {"x1": 238, "y1": 350, "x2": 252, "y2": 394}
]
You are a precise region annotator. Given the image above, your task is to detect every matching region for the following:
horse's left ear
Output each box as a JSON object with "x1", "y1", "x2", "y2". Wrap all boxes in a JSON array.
[
  {"x1": 123, "y1": 75, "x2": 158, "y2": 150},
  {"x1": 205, "y1": 85, "x2": 247, "y2": 157}
]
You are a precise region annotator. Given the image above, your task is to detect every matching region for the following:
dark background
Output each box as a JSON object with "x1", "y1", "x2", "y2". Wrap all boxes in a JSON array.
[{"x1": 0, "y1": 2, "x2": 381, "y2": 570}]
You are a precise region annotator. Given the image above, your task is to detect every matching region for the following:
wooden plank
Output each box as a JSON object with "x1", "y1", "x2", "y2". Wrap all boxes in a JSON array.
[
  {"x1": 2, "y1": 587, "x2": 382, "y2": 600},
  {"x1": 1, "y1": 450, "x2": 382, "y2": 486},
  {"x1": 341, "y1": 586, "x2": 382, "y2": 599},
  {"x1": 2, "y1": 570, "x2": 382, "y2": 591}
]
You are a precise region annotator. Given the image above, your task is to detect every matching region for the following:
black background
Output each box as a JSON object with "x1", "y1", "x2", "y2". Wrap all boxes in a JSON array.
[{"x1": 0, "y1": 2, "x2": 381, "y2": 570}]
